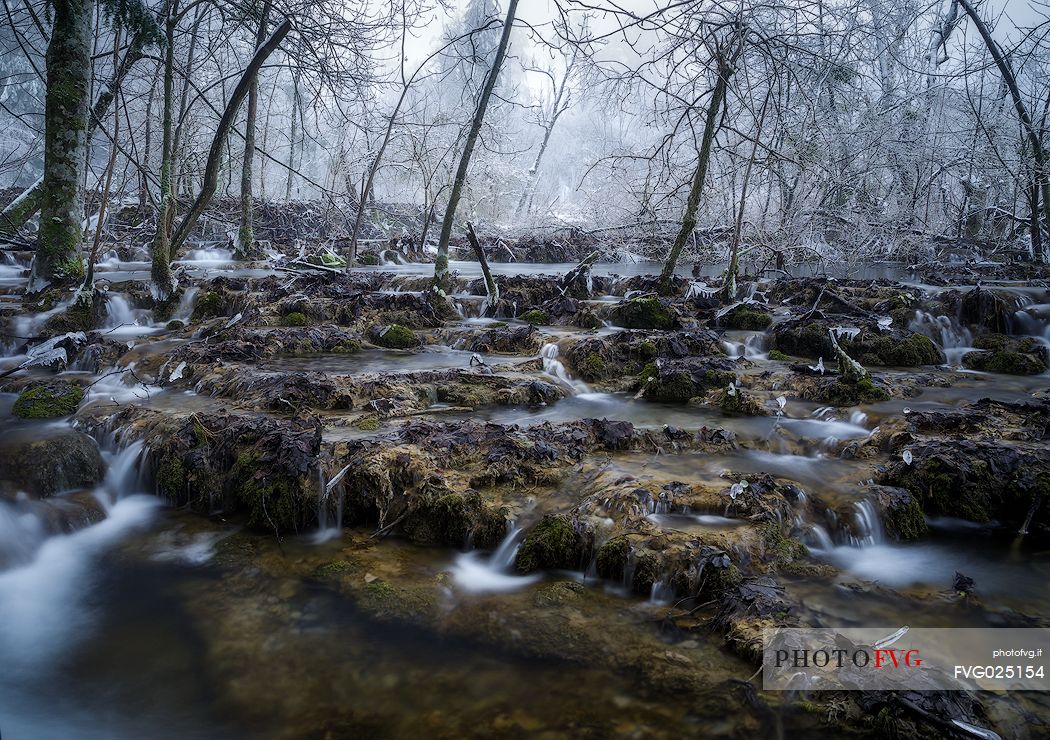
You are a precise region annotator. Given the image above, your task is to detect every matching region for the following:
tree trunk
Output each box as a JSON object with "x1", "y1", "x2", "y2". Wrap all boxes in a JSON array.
[
  {"x1": 3, "y1": 27, "x2": 147, "y2": 238},
  {"x1": 169, "y1": 18, "x2": 292, "y2": 259},
  {"x1": 433, "y1": 0, "x2": 519, "y2": 293},
  {"x1": 658, "y1": 49, "x2": 737, "y2": 295},
  {"x1": 285, "y1": 70, "x2": 301, "y2": 200},
  {"x1": 466, "y1": 221, "x2": 498, "y2": 312},
  {"x1": 31, "y1": 0, "x2": 93, "y2": 290},
  {"x1": 150, "y1": 13, "x2": 178, "y2": 299},
  {"x1": 237, "y1": 1, "x2": 272, "y2": 258},
  {"x1": 957, "y1": 0, "x2": 1050, "y2": 257}
]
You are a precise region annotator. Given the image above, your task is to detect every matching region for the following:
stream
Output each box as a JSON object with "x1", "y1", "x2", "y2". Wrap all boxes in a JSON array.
[{"x1": 1, "y1": 254, "x2": 1049, "y2": 737}]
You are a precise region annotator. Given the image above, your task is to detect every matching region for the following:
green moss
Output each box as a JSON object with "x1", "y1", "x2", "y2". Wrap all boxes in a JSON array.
[
  {"x1": 313, "y1": 560, "x2": 354, "y2": 578},
  {"x1": 962, "y1": 350, "x2": 1048, "y2": 375},
  {"x1": 519, "y1": 309, "x2": 549, "y2": 325},
  {"x1": 516, "y1": 515, "x2": 578, "y2": 573},
  {"x1": 12, "y1": 384, "x2": 84, "y2": 418},
  {"x1": 611, "y1": 297, "x2": 676, "y2": 330},
  {"x1": 281, "y1": 311, "x2": 308, "y2": 327},
  {"x1": 717, "y1": 386, "x2": 764, "y2": 416},
  {"x1": 761, "y1": 522, "x2": 808, "y2": 564},
  {"x1": 577, "y1": 352, "x2": 608, "y2": 381},
  {"x1": 372, "y1": 324, "x2": 418, "y2": 349},
  {"x1": 42, "y1": 293, "x2": 95, "y2": 333},
  {"x1": 857, "y1": 334, "x2": 942, "y2": 366},
  {"x1": 767, "y1": 349, "x2": 789, "y2": 361},
  {"x1": 721, "y1": 307, "x2": 773, "y2": 330},
  {"x1": 973, "y1": 333, "x2": 1009, "y2": 351},
  {"x1": 191, "y1": 291, "x2": 223, "y2": 322},
  {"x1": 355, "y1": 416, "x2": 380, "y2": 431},
  {"x1": 166, "y1": 319, "x2": 185, "y2": 331},
  {"x1": 820, "y1": 376, "x2": 890, "y2": 406},
  {"x1": 332, "y1": 340, "x2": 361, "y2": 354},
  {"x1": 637, "y1": 340, "x2": 658, "y2": 359},
  {"x1": 595, "y1": 536, "x2": 629, "y2": 580},
  {"x1": 356, "y1": 252, "x2": 381, "y2": 266},
  {"x1": 630, "y1": 551, "x2": 660, "y2": 595},
  {"x1": 883, "y1": 495, "x2": 928, "y2": 541},
  {"x1": 156, "y1": 454, "x2": 186, "y2": 500},
  {"x1": 57, "y1": 256, "x2": 85, "y2": 281},
  {"x1": 639, "y1": 362, "x2": 659, "y2": 381},
  {"x1": 643, "y1": 366, "x2": 736, "y2": 404},
  {"x1": 230, "y1": 450, "x2": 306, "y2": 533}
]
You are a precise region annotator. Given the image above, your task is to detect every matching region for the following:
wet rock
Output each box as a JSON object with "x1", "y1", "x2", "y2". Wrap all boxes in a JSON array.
[
  {"x1": 771, "y1": 317, "x2": 943, "y2": 366},
  {"x1": 803, "y1": 375, "x2": 890, "y2": 406},
  {"x1": 610, "y1": 296, "x2": 678, "y2": 330},
  {"x1": 515, "y1": 514, "x2": 586, "y2": 573},
  {"x1": 0, "y1": 428, "x2": 104, "y2": 498},
  {"x1": 11, "y1": 381, "x2": 84, "y2": 419},
  {"x1": 717, "y1": 305, "x2": 772, "y2": 330},
  {"x1": 565, "y1": 328, "x2": 723, "y2": 383},
  {"x1": 640, "y1": 358, "x2": 737, "y2": 403},
  {"x1": 882, "y1": 439, "x2": 1049, "y2": 526},
  {"x1": 959, "y1": 286, "x2": 1011, "y2": 333},
  {"x1": 518, "y1": 309, "x2": 549, "y2": 325},
  {"x1": 370, "y1": 324, "x2": 419, "y2": 349},
  {"x1": 962, "y1": 335, "x2": 1048, "y2": 375},
  {"x1": 461, "y1": 324, "x2": 541, "y2": 354},
  {"x1": 869, "y1": 485, "x2": 928, "y2": 541}
]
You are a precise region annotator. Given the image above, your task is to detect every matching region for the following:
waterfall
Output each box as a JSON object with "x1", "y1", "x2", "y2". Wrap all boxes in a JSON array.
[
  {"x1": 0, "y1": 436, "x2": 158, "y2": 668},
  {"x1": 104, "y1": 294, "x2": 137, "y2": 328},
  {"x1": 313, "y1": 463, "x2": 349, "y2": 544},
  {"x1": 450, "y1": 527, "x2": 542, "y2": 593},
  {"x1": 540, "y1": 342, "x2": 588, "y2": 394},
  {"x1": 851, "y1": 499, "x2": 885, "y2": 546},
  {"x1": 910, "y1": 310, "x2": 972, "y2": 365},
  {"x1": 171, "y1": 286, "x2": 199, "y2": 323}
]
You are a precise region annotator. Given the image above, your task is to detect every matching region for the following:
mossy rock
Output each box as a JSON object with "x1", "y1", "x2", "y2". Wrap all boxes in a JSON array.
[
  {"x1": 772, "y1": 319, "x2": 943, "y2": 366},
  {"x1": 166, "y1": 319, "x2": 185, "y2": 331},
  {"x1": 610, "y1": 297, "x2": 676, "y2": 330},
  {"x1": 519, "y1": 309, "x2": 549, "y2": 325},
  {"x1": 516, "y1": 515, "x2": 579, "y2": 573},
  {"x1": 962, "y1": 349, "x2": 1048, "y2": 375},
  {"x1": 717, "y1": 386, "x2": 766, "y2": 416},
  {"x1": 402, "y1": 491, "x2": 506, "y2": 550},
  {"x1": 760, "y1": 522, "x2": 808, "y2": 565},
  {"x1": 354, "y1": 415, "x2": 380, "y2": 431},
  {"x1": 767, "y1": 349, "x2": 790, "y2": 361},
  {"x1": 852, "y1": 334, "x2": 942, "y2": 367},
  {"x1": 575, "y1": 352, "x2": 608, "y2": 381},
  {"x1": 41, "y1": 293, "x2": 99, "y2": 334},
  {"x1": 630, "y1": 550, "x2": 661, "y2": 595},
  {"x1": 356, "y1": 252, "x2": 381, "y2": 266},
  {"x1": 191, "y1": 291, "x2": 224, "y2": 322},
  {"x1": 281, "y1": 311, "x2": 309, "y2": 327},
  {"x1": 155, "y1": 454, "x2": 186, "y2": 501},
  {"x1": 719, "y1": 306, "x2": 773, "y2": 330},
  {"x1": 871, "y1": 486, "x2": 928, "y2": 541},
  {"x1": 12, "y1": 383, "x2": 84, "y2": 419},
  {"x1": 641, "y1": 359, "x2": 736, "y2": 404},
  {"x1": 230, "y1": 451, "x2": 310, "y2": 533},
  {"x1": 595, "y1": 536, "x2": 630, "y2": 580},
  {"x1": 371, "y1": 324, "x2": 419, "y2": 349},
  {"x1": 972, "y1": 333, "x2": 1009, "y2": 352},
  {"x1": 815, "y1": 376, "x2": 890, "y2": 406},
  {"x1": 0, "y1": 427, "x2": 104, "y2": 497}
]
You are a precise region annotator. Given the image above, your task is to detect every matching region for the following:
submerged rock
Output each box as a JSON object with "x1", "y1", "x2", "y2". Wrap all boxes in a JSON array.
[{"x1": 0, "y1": 428, "x2": 104, "y2": 498}]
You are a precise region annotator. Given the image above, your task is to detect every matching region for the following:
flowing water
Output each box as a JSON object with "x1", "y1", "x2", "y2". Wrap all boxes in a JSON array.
[{"x1": 2, "y1": 256, "x2": 1050, "y2": 737}]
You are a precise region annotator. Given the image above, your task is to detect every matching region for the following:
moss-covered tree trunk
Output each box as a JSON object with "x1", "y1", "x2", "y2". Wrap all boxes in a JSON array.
[
  {"x1": 31, "y1": 0, "x2": 93, "y2": 290},
  {"x1": 236, "y1": 1, "x2": 271, "y2": 259},
  {"x1": 432, "y1": 0, "x2": 519, "y2": 294},
  {"x1": 150, "y1": 13, "x2": 178, "y2": 299},
  {"x1": 3, "y1": 29, "x2": 147, "y2": 239},
  {"x1": 657, "y1": 49, "x2": 737, "y2": 296}
]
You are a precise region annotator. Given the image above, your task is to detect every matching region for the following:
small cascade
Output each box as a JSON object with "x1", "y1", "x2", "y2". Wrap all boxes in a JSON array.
[
  {"x1": 910, "y1": 310, "x2": 972, "y2": 365},
  {"x1": 314, "y1": 463, "x2": 349, "y2": 544},
  {"x1": 722, "y1": 332, "x2": 768, "y2": 359},
  {"x1": 851, "y1": 499, "x2": 885, "y2": 546},
  {"x1": 540, "y1": 342, "x2": 588, "y2": 394},
  {"x1": 171, "y1": 286, "x2": 200, "y2": 323},
  {"x1": 103, "y1": 293, "x2": 156, "y2": 335},
  {"x1": 450, "y1": 527, "x2": 542, "y2": 593}
]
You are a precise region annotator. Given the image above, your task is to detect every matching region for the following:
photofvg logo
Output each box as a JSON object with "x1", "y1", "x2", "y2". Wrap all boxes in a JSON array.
[{"x1": 763, "y1": 627, "x2": 1050, "y2": 692}]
